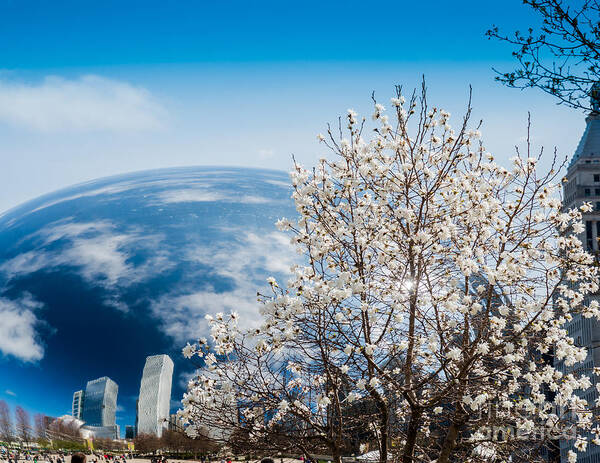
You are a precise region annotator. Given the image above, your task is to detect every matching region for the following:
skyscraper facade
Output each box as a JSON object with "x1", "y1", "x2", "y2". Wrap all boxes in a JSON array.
[
  {"x1": 125, "y1": 425, "x2": 135, "y2": 439},
  {"x1": 82, "y1": 376, "x2": 118, "y2": 427},
  {"x1": 168, "y1": 413, "x2": 185, "y2": 432},
  {"x1": 137, "y1": 354, "x2": 173, "y2": 437},
  {"x1": 556, "y1": 91, "x2": 600, "y2": 463},
  {"x1": 72, "y1": 390, "x2": 84, "y2": 420}
]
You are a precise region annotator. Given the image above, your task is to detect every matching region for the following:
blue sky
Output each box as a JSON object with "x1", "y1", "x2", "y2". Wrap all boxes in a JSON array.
[
  {"x1": 0, "y1": 0, "x2": 592, "y2": 437},
  {"x1": 1, "y1": 0, "x2": 534, "y2": 66},
  {"x1": 0, "y1": 0, "x2": 588, "y2": 214}
]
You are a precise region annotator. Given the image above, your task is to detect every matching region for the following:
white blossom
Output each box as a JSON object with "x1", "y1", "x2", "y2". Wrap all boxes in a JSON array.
[{"x1": 178, "y1": 85, "x2": 600, "y2": 463}]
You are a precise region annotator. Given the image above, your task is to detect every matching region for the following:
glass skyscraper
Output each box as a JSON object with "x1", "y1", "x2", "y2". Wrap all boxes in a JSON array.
[
  {"x1": 125, "y1": 425, "x2": 135, "y2": 439},
  {"x1": 82, "y1": 376, "x2": 118, "y2": 427},
  {"x1": 136, "y1": 354, "x2": 173, "y2": 437},
  {"x1": 72, "y1": 390, "x2": 84, "y2": 420}
]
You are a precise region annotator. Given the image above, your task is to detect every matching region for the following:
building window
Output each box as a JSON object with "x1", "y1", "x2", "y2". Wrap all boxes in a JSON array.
[
  {"x1": 587, "y1": 221, "x2": 593, "y2": 250},
  {"x1": 596, "y1": 188, "x2": 600, "y2": 195},
  {"x1": 595, "y1": 174, "x2": 600, "y2": 182},
  {"x1": 586, "y1": 188, "x2": 591, "y2": 196},
  {"x1": 596, "y1": 202, "x2": 600, "y2": 211}
]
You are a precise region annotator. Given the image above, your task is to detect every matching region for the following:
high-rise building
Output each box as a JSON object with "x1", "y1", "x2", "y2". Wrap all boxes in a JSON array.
[
  {"x1": 556, "y1": 89, "x2": 600, "y2": 463},
  {"x1": 168, "y1": 413, "x2": 184, "y2": 432},
  {"x1": 136, "y1": 354, "x2": 173, "y2": 437},
  {"x1": 197, "y1": 384, "x2": 236, "y2": 443},
  {"x1": 125, "y1": 425, "x2": 136, "y2": 439},
  {"x1": 82, "y1": 376, "x2": 118, "y2": 427},
  {"x1": 134, "y1": 398, "x2": 139, "y2": 436},
  {"x1": 72, "y1": 390, "x2": 84, "y2": 420},
  {"x1": 39, "y1": 415, "x2": 57, "y2": 439}
]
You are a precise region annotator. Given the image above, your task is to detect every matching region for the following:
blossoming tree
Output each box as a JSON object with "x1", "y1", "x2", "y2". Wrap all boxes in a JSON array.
[{"x1": 180, "y1": 84, "x2": 600, "y2": 463}]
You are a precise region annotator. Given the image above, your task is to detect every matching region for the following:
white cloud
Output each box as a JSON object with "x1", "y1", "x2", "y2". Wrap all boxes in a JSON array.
[
  {"x1": 0, "y1": 75, "x2": 166, "y2": 132},
  {"x1": 4, "y1": 390, "x2": 16, "y2": 397},
  {"x1": 157, "y1": 190, "x2": 227, "y2": 204},
  {"x1": 154, "y1": 189, "x2": 274, "y2": 205},
  {"x1": 265, "y1": 179, "x2": 291, "y2": 188},
  {"x1": 188, "y1": 230, "x2": 297, "y2": 280},
  {"x1": 153, "y1": 288, "x2": 262, "y2": 342},
  {"x1": 58, "y1": 232, "x2": 133, "y2": 285},
  {"x1": 28, "y1": 182, "x2": 140, "y2": 215},
  {"x1": 0, "y1": 295, "x2": 44, "y2": 362},
  {"x1": 239, "y1": 195, "x2": 272, "y2": 204},
  {"x1": 1, "y1": 218, "x2": 297, "y2": 357},
  {"x1": 152, "y1": 230, "x2": 296, "y2": 343},
  {"x1": 1, "y1": 219, "x2": 173, "y2": 292}
]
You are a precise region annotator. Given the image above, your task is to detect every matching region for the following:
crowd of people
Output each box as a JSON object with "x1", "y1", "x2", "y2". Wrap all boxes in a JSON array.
[
  {"x1": 0, "y1": 452, "x2": 132, "y2": 463},
  {"x1": 1, "y1": 452, "x2": 63, "y2": 463},
  {"x1": 0, "y1": 451, "x2": 274, "y2": 463}
]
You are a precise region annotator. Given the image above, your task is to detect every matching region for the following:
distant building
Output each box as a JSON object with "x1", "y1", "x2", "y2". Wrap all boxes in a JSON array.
[
  {"x1": 82, "y1": 376, "x2": 119, "y2": 427},
  {"x1": 555, "y1": 88, "x2": 600, "y2": 463},
  {"x1": 48, "y1": 415, "x2": 86, "y2": 439},
  {"x1": 168, "y1": 413, "x2": 184, "y2": 432},
  {"x1": 135, "y1": 398, "x2": 139, "y2": 436},
  {"x1": 82, "y1": 424, "x2": 119, "y2": 440},
  {"x1": 47, "y1": 415, "x2": 118, "y2": 441},
  {"x1": 198, "y1": 385, "x2": 236, "y2": 443},
  {"x1": 125, "y1": 425, "x2": 136, "y2": 439},
  {"x1": 72, "y1": 390, "x2": 84, "y2": 420},
  {"x1": 137, "y1": 354, "x2": 173, "y2": 437},
  {"x1": 39, "y1": 415, "x2": 57, "y2": 439}
]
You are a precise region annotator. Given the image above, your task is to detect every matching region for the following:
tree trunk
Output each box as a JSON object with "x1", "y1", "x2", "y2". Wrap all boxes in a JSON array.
[
  {"x1": 401, "y1": 408, "x2": 422, "y2": 463},
  {"x1": 437, "y1": 421, "x2": 460, "y2": 463},
  {"x1": 332, "y1": 443, "x2": 342, "y2": 463},
  {"x1": 378, "y1": 403, "x2": 389, "y2": 463},
  {"x1": 437, "y1": 410, "x2": 468, "y2": 463}
]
